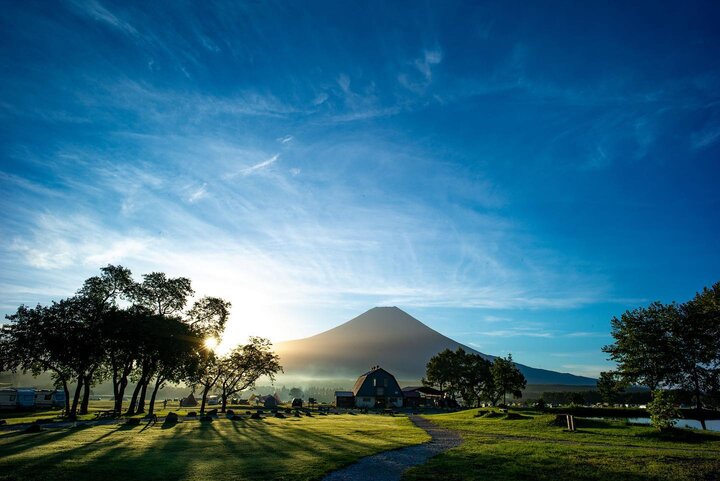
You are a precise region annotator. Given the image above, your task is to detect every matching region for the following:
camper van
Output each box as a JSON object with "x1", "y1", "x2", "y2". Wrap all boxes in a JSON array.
[
  {"x1": 0, "y1": 389, "x2": 17, "y2": 409},
  {"x1": 35, "y1": 389, "x2": 64, "y2": 409},
  {"x1": 16, "y1": 388, "x2": 36, "y2": 408}
]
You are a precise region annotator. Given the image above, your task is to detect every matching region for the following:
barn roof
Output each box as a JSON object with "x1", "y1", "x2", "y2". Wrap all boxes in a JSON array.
[{"x1": 352, "y1": 366, "x2": 403, "y2": 397}]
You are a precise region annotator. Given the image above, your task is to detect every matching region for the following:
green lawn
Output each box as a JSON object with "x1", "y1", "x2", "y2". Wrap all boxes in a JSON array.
[
  {"x1": 0, "y1": 414, "x2": 429, "y2": 481},
  {"x1": 403, "y1": 409, "x2": 720, "y2": 481}
]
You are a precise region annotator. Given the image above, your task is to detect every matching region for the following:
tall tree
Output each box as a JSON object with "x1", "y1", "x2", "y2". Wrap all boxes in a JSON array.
[
  {"x1": 217, "y1": 338, "x2": 282, "y2": 412},
  {"x1": 491, "y1": 354, "x2": 527, "y2": 405},
  {"x1": 127, "y1": 272, "x2": 194, "y2": 414},
  {"x1": 603, "y1": 302, "x2": 678, "y2": 394},
  {"x1": 671, "y1": 282, "x2": 720, "y2": 427},
  {"x1": 457, "y1": 353, "x2": 493, "y2": 407},
  {"x1": 597, "y1": 371, "x2": 627, "y2": 405}
]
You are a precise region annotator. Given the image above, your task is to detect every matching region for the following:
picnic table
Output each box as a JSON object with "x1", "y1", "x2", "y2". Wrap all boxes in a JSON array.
[{"x1": 93, "y1": 409, "x2": 116, "y2": 419}]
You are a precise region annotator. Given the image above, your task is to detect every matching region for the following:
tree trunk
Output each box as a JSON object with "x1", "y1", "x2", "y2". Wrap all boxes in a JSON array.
[
  {"x1": 70, "y1": 377, "x2": 84, "y2": 419},
  {"x1": 80, "y1": 374, "x2": 92, "y2": 414},
  {"x1": 115, "y1": 376, "x2": 128, "y2": 414},
  {"x1": 136, "y1": 379, "x2": 149, "y2": 414},
  {"x1": 62, "y1": 379, "x2": 70, "y2": 416},
  {"x1": 148, "y1": 376, "x2": 164, "y2": 416},
  {"x1": 221, "y1": 393, "x2": 228, "y2": 413},
  {"x1": 200, "y1": 386, "x2": 210, "y2": 414},
  {"x1": 126, "y1": 378, "x2": 145, "y2": 415},
  {"x1": 694, "y1": 376, "x2": 707, "y2": 430}
]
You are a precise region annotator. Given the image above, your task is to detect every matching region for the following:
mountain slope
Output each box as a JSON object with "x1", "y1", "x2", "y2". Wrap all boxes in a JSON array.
[{"x1": 275, "y1": 307, "x2": 596, "y2": 385}]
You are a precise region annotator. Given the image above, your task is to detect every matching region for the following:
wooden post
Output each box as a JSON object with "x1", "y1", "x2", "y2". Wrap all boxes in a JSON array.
[{"x1": 565, "y1": 414, "x2": 576, "y2": 431}]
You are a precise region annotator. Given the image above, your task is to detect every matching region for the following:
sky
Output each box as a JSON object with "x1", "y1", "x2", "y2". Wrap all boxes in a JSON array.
[{"x1": 1, "y1": 1, "x2": 719, "y2": 378}]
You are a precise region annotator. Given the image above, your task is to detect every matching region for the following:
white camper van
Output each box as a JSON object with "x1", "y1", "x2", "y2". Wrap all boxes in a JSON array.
[{"x1": 0, "y1": 389, "x2": 17, "y2": 409}]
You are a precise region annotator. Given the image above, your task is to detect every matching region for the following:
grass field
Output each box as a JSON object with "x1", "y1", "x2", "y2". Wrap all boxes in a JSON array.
[
  {"x1": 403, "y1": 409, "x2": 720, "y2": 481},
  {"x1": 0, "y1": 413, "x2": 429, "y2": 481}
]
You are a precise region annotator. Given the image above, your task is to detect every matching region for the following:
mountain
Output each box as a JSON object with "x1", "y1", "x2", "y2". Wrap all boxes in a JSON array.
[{"x1": 274, "y1": 307, "x2": 596, "y2": 385}]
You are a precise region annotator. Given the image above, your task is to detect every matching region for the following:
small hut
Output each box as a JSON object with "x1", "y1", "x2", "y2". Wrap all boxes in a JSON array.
[{"x1": 180, "y1": 393, "x2": 198, "y2": 407}]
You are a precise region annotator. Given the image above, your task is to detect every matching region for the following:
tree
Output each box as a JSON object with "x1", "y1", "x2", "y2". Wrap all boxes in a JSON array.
[
  {"x1": 672, "y1": 282, "x2": 720, "y2": 422},
  {"x1": 602, "y1": 302, "x2": 678, "y2": 393},
  {"x1": 1, "y1": 304, "x2": 74, "y2": 414},
  {"x1": 569, "y1": 392, "x2": 585, "y2": 406},
  {"x1": 126, "y1": 272, "x2": 195, "y2": 415},
  {"x1": 491, "y1": 354, "x2": 527, "y2": 405},
  {"x1": 423, "y1": 348, "x2": 466, "y2": 400},
  {"x1": 647, "y1": 389, "x2": 679, "y2": 431},
  {"x1": 217, "y1": 338, "x2": 283, "y2": 412},
  {"x1": 597, "y1": 371, "x2": 627, "y2": 405},
  {"x1": 457, "y1": 353, "x2": 493, "y2": 407},
  {"x1": 289, "y1": 387, "x2": 304, "y2": 400}
]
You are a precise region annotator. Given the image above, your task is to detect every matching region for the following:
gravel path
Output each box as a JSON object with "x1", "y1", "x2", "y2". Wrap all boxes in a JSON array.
[{"x1": 322, "y1": 415, "x2": 462, "y2": 481}]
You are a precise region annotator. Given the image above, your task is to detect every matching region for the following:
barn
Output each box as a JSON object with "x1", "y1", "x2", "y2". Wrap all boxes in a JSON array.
[{"x1": 351, "y1": 366, "x2": 403, "y2": 409}]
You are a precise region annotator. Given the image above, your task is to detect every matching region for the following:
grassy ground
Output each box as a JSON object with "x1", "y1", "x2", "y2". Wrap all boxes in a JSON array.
[
  {"x1": 0, "y1": 413, "x2": 429, "y2": 481},
  {"x1": 403, "y1": 409, "x2": 720, "y2": 481}
]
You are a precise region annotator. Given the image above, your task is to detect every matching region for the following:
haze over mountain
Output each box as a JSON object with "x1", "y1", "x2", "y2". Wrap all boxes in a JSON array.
[{"x1": 275, "y1": 307, "x2": 596, "y2": 385}]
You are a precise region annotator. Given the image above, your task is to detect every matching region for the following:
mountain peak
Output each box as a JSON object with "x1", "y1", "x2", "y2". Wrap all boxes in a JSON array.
[{"x1": 275, "y1": 307, "x2": 596, "y2": 385}]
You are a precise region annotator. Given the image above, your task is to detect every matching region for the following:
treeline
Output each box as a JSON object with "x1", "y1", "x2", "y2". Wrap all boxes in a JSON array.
[
  {"x1": 540, "y1": 390, "x2": 651, "y2": 406},
  {"x1": 424, "y1": 348, "x2": 527, "y2": 406},
  {"x1": 0, "y1": 265, "x2": 281, "y2": 418},
  {"x1": 601, "y1": 281, "x2": 720, "y2": 413}
]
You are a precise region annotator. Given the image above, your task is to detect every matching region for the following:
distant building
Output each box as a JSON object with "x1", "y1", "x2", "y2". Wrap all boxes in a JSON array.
[
  {"x1": 334, "y1": 391, "x2": 354, "y2": 408},
  {"x1": 401, "y1": 386, "x2": 443, "y2": 408},
  {"x1": 350, "y1": 366, "x2": 404, "y2": 409}
]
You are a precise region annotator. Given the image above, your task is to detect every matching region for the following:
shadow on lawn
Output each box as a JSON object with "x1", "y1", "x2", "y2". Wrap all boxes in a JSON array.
[
  {"x1": 2, "y1": 417, "x2": 406, "y2": 481},
  {"x1": 403, "y1": 448, "x2": 671, "y2": 481}
]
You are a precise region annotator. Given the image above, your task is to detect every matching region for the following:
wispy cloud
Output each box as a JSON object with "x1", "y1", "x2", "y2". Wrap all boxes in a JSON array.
[{"x1": 230, "y1": 154, "x2": 279, "y2": 177}]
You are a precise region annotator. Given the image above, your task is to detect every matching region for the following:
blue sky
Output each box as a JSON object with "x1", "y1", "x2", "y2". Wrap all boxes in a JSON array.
[{"x1": 1, "y1": 1, "x2": 719, "y2": 378}]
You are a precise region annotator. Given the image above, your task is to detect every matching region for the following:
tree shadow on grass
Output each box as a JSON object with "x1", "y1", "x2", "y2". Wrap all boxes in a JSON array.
[{"x1": 634, "y1": 428, "x2": 720, "y2": 445}]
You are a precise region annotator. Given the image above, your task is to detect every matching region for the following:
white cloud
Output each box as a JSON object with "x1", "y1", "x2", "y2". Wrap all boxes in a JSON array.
[{"x1": 187, "y1": 183, "x2": 208, "y2": 203}]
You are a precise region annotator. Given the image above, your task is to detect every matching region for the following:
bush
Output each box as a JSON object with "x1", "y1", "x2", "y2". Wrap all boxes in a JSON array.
[
  {"x1": 648, "y1": 390, "x2": 679, "y2": 431},
  {"x1": 165, "y1": 412, "x2": 179, "y2": 423},
  {"x1": 206, "y1": 409, "x2": 218, "y2": 416},
  {"x1": 226, "y1": 409, "x2": 234, "y2": 416},
  {"x1": 187, "y1": 411, "x2": 197, "y2": 417},
  {"x1": 125, "y1": 418, "x2": 141, "y2": 426},
  {"x1": 24, "y1": 424, "x2": 42, "y2": 434},
  {"x1": 200, "y1": 415, "x2": 213, "y2": 422},
  {"x1": 250, "y1": 412, "x2": 262, "y2": 420},
  {"x1": 231, "y1": 415, "x2": 243, "y2": 421},
  {"x1": 275, "y1": 412, "x2": 286, "y2": 418}
]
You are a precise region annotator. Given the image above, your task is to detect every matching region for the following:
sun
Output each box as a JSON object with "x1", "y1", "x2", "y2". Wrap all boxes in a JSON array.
[{"x1": 203, "y1": 336, "x2": 219, "y2": 351}]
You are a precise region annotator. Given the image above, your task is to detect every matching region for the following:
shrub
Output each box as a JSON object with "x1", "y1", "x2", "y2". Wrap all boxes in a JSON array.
[
  {"x1": 231, "y1": 415, "x2": 243, "y2": 421},
  {"x1": 165, "y1": 412, "x2": 179, "y2": 423},
  {"x1": 187, "y1": 411, "x2": 197, "y2": 417},
  {"x1": 200, "y1": 415, "x2": 213, "y2": 422},
  {"x1": 125, "y1": 418, "x2": 141, "y2": 426},
  {"x1": 206, "y1": 409, "x2": 218, "y2": 416},
  {"x1": 226, "y1": 409, "x2": 234, "y2": 416},
  {"x1": 24, "y1": 424, "x2": 41, "y2": 434},
  {"x1": 648, "y1": 390, "x2": 679, "y2": 431},
  {"x1": 275, "y1": 412, "x2": 286, "y2": 418},
  {"x1": 250, "y1": 412, "x2": 262, "y2": 420}
]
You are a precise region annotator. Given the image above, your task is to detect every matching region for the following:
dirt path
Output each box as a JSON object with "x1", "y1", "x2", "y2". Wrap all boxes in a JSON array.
[{"x1": 321, "y1": 415, "x2": 462, "y2": 481}]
